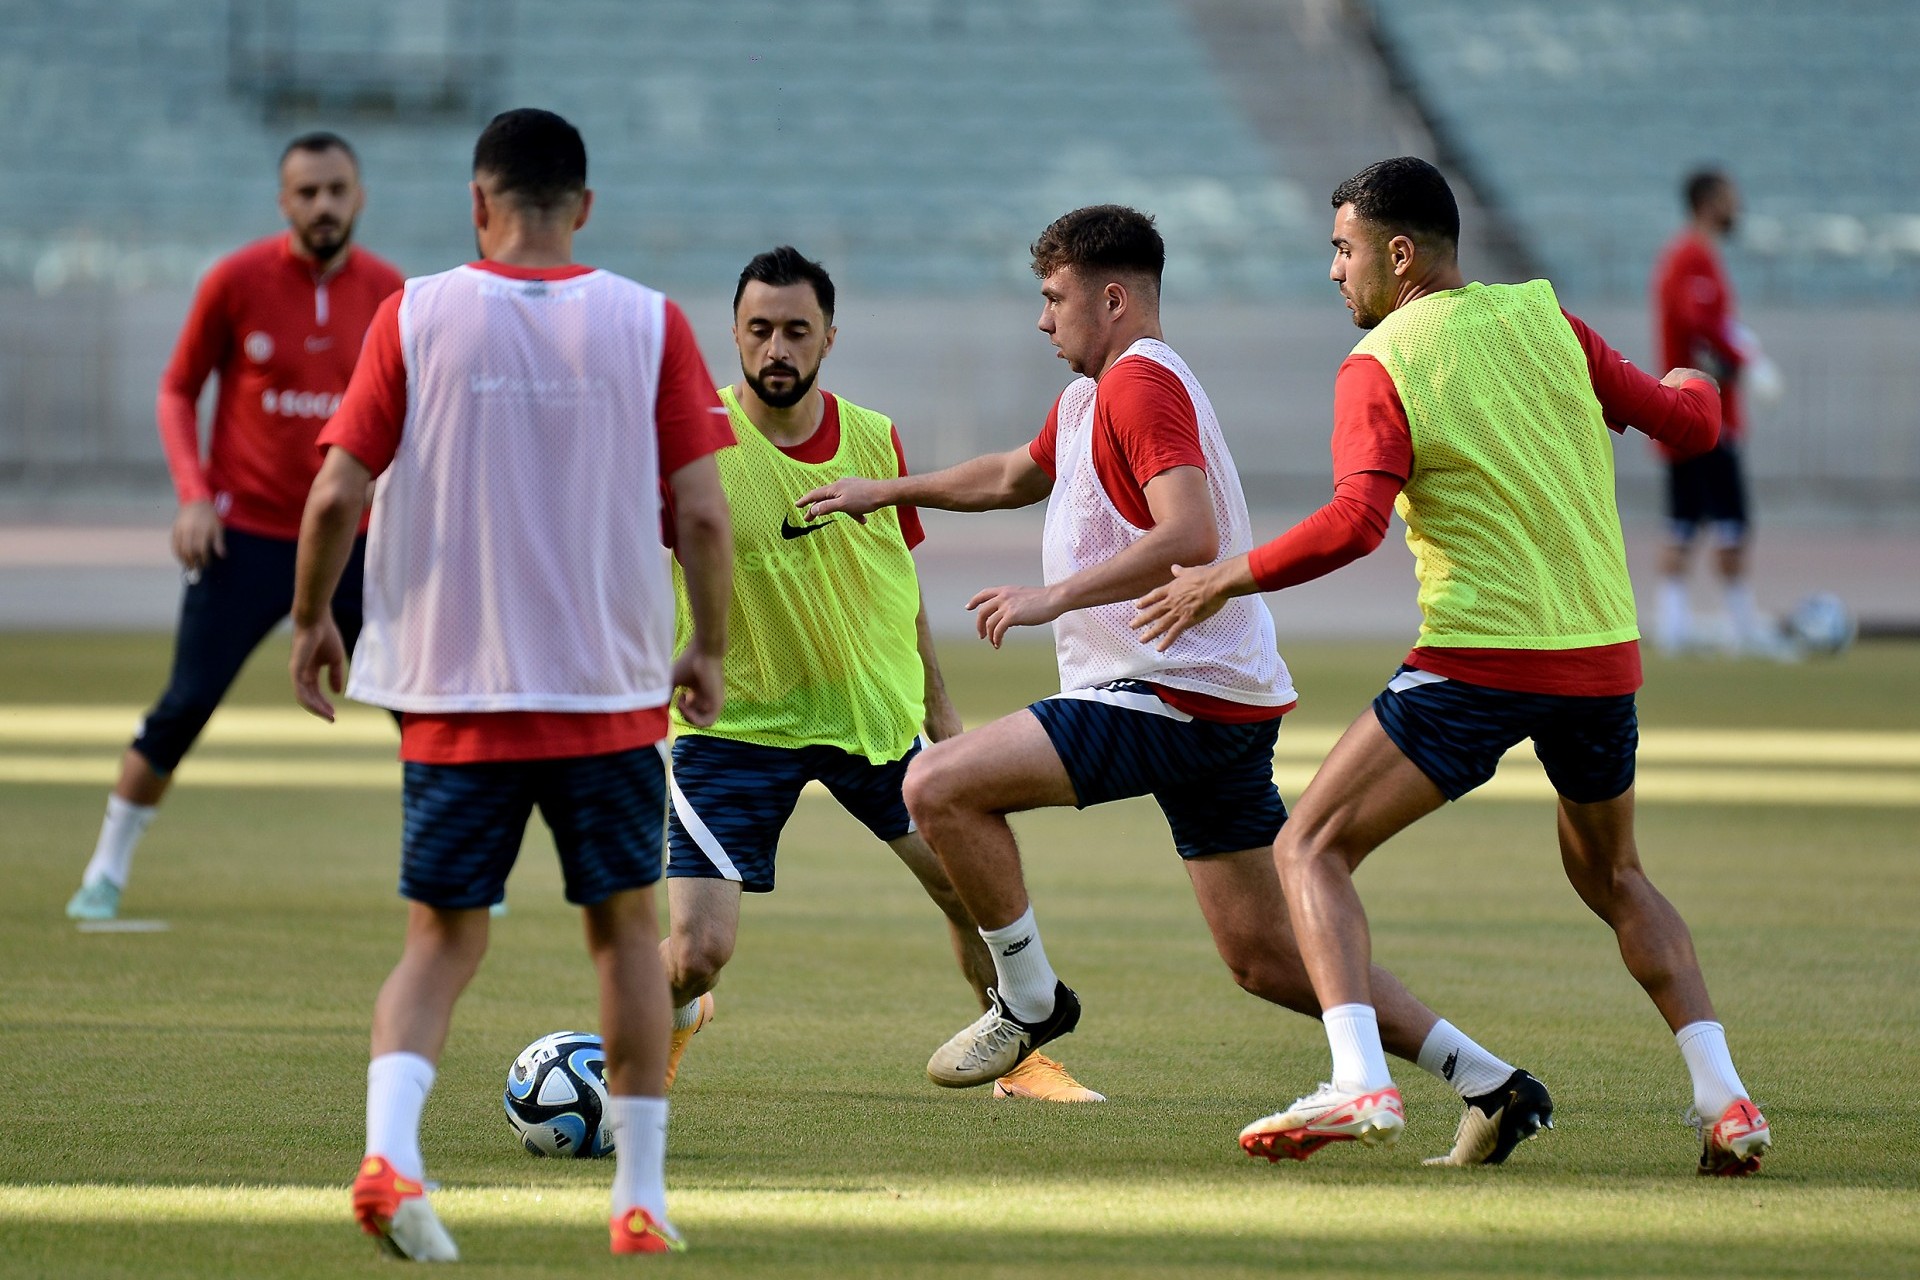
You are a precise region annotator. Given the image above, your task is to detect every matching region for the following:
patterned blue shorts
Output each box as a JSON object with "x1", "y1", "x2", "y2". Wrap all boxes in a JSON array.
[{"x1": 399, "y1": 743, "x2": 669, "y2": 909}]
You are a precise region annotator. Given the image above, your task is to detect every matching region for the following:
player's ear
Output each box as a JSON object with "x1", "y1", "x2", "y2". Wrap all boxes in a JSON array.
[
  {"x1": 822, "y1": 324, "x2": 837, "y2": 358},
  {"x1": 470, "y1": 181, "x2": 488, "y2": 233},
  {"x1": 1389, "y1": 233, "x2": 1416, "y2": 276},
  {"x1": 573, "y1": 188, "x2": 594, "y2": 233}
]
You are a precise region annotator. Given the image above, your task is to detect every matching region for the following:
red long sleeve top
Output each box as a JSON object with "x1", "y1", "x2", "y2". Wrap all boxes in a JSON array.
[
  {"x1": 1247, "y1": 310, "x2": 1720, "y2": 697},
  {"x1": 158, "y1": 234, "x2": 403, "y2": 538}
]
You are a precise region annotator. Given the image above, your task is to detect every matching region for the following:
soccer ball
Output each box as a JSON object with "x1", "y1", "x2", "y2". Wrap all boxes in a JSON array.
[
  {"x1": 1783, "y1": 592, "x2": 1856, "y2": 657},
  {"x1": 503, "y1": 1031, "x2": 614, "y2": 1158}
]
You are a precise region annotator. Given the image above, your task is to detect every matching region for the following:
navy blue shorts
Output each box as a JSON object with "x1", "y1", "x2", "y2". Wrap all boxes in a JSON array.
[
  {"x1": 400, "y1": 743, "x2": 669, "y2": 909},
  {"x1": 1026, "y1": 681, "x2": 1287, "y2": 860},
  {"x1": 134, "y1": 528, "x2": 368, "y2": 774},
  {"x1": 1372, "y1": 667, "x2": 1638, "y2": 804},
  {"x1": 667, "y1": 734, "x2": 919, "y2": 893},
  {"x1": 1666, "y1": 441, "x2": 1749, "y2": 545}
]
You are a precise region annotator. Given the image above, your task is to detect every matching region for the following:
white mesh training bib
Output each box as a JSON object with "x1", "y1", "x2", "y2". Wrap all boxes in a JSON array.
[
  {"x1": 1040, "y1": 339, "x2": 1293, "y2": 706},
  {"x1": 349, "y1": 265, "x2": 678, "y2": 712}
]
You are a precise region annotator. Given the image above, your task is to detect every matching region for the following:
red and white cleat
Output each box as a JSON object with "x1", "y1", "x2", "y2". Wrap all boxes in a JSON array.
[
  {"x1": 1240, "y1": 1083, "x2": 1405, "y2": 1162},
  {"x1": 1695, "y1": 1098, "x2": 1771, "y2": 1176}
]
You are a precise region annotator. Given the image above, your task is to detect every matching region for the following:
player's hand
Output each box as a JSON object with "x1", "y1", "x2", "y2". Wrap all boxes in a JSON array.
[
  {"x1": 923, "y1": 700, "x2": 964, "y2": 743},
  {"x1": 672, "y1": 649, "x2": 725, "y2": 728},
  {"x1": 1663, "y1": 366, "x2": 1719, "y2": 391},
  {"x1": 290, "y1": 619, "x2": 347, "y2": 722},
  {"x1": 172, "y1": 500, "x2": 226, "y2": 573},
  {"x1": 796, "y1": 477, "x2": 879, "y2": 523},
  {"x1": 1132, "y1": 563, "x2": 1228, "y2": 652},
  {"x1": 966, "y1": 584, "x2": 1061, "y2": 649}
]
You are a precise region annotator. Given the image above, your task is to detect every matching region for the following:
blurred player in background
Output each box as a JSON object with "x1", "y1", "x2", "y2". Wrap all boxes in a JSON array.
[
  {"x1": 1136, "y1": 158, "x2": 1770, "y2": 1176},
  {"x1": 804, "y1": 205, "x2": 1552, "y2": 1167},
  {"x1": 291, "y1": 108, "x2": 734, "y2": 1258},
  {"x1": 65, "y1": 133, "x2": 403, "y2": 922},
  {"x1": 659, "y1": 246, "x2": 1100, "y2": 1104},
  {"x1": 1651, "y1": 168, "x2": 1783, "y2": 657}
]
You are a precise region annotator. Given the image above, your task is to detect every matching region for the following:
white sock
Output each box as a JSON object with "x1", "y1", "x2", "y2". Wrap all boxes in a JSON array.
[
  {"x1": 978, "y1": 905, "x2": 1059, "y2": 1024},
  {"x1": 671, "y1": 997, "x2": 704, "y2": 1031},
  {"x1": 365, "y1": 1052, "x2": 436, "y2": 1182},
  {"x1": 1415, "y1": 1019, "x2": 1516, "y2": 1100},
  {"x1": 1656, "y1": 577, "x2": 1692, "y2": 651},
  {"x1": 1323, "y1": 1003, "x2": 1393, "y2": 1092},
  {"x1": 1723, "y1": 582, "x2": 1763, "y2": 642},
  {"x1": 81, "y1": 794, "x2": 156, "y2": 889},
  {"x1": 1676, "y1": 1020, "x2": 1749, "y2": 1119},
  {"x1": 609, "y1": 1095, "x2": 670, "y2": 1221}
]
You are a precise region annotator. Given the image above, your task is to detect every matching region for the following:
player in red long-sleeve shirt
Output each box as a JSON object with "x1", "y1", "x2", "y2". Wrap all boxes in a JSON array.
[
  {"x1": 1135, "y1": 158, "x2": 1770, "y2": 1178},
  {"x1": 65, "y1": 132, "x2": 403, "y2": 923},
  {"x1": 1650, "y1": 168, "x2": 1781, "y2": 656}
]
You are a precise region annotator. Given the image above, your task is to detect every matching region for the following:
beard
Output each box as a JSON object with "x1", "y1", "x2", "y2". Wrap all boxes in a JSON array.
[
  {"x1": 297, "y1": 215, "x2": 354, "y2": 265},
  {"x1": 744, "y1": 361, "x2": 818, "y2": 409}
]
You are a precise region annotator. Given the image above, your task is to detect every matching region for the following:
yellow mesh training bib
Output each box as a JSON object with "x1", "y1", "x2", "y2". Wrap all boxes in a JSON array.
[
  {"x1": 672, "y1": 388, "x2": 924, "y2": 762},
  {"x1": 1353, "y1": 280, "x2": 1639, "y2": 650}
]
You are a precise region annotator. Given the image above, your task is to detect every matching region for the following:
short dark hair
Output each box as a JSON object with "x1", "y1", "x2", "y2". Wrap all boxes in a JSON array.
[
  {"x1": 472, "y1": 108, "x2": 587, "y2": 212},
  {"x1": 1330, "y1": 157, "x2": 1460, "y2": 251},
  {"x1": 733, "y1": 245, "x2": 836, "y2": 321},
  {"x1": 1029, "y1": 205, "x2": 1165, "y2": 285},
  {"x1": 1684, "y1": 167, "x2": 1731, "y2": 214},
  {"x1": 280, "y1": 131, "x2": 357, "y2": 171}
]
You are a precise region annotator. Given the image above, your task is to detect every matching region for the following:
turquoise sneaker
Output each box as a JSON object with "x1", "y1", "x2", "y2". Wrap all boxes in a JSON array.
[
  {"x1": 488, "y1": 899, "x2": 509, "y2": 918},
  {"x1": 65, "y1": 879, "x2": 122, "y2": 921}
]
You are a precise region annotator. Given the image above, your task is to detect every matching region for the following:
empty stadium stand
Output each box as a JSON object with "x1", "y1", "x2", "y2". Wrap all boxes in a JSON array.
[{"x1": 1363, "y1": 0, "x2": 1920, "y2": 304}]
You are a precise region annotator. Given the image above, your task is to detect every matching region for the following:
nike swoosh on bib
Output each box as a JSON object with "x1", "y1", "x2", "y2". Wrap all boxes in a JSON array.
[{"x1": 780, "y1": 518, "x2": 835, "y2": 540}]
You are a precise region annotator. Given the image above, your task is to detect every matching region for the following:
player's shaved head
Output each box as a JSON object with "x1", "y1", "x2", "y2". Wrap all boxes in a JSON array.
[
  {"x1": 472, "y1": 108, "x2": 587, "y2": 214},
  {"x1": 1331, "y1": 157, "x2": 1459, "y2": 256},
  {"x1": 1030, "y1": 205, "x2": 1164, "y2": 295}
]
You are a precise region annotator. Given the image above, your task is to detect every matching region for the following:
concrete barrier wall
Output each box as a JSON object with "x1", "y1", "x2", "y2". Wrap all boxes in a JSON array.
[{"x1": 3, "y1": 288, "x2": 1915, "y2": 528}]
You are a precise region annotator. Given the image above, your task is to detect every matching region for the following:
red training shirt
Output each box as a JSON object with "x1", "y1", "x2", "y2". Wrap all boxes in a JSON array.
[
  {"x1": 1029, "y1": 354, "x2": 1292, "y2": 723},
  {"x1": 159, "y1": 234, "x2": 403, "y2": 538},
  {"x1": 1652, "y1": 229, "x2": 1744, "y2": 447},
  {"x1": 1246, "y1": 310, "x2": 1720, "y2": 698},
  {"x1": 318, "y1": 261, "x2": 736, "y2": 763}
]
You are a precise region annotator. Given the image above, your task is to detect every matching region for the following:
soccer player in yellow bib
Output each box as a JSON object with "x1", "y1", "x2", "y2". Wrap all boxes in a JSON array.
[
  {"x1": 1134, "y1": 158, "x2": 1771, "y2": 1176},
  {"x1": 659, "y1": 246, "x2": 1101, "y2": 1103}
]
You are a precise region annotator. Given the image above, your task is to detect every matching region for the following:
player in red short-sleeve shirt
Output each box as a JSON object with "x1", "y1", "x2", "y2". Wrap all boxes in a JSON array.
[
  {"x1": 800, "y1": 205, "x2": 1530, "y2": 1161},
  {"x1": 65, "y1": 132, "x2": 403, "y2": 925},
  {"x1": 291, "y1": 109, "x2": 732, "y2": 1260}
]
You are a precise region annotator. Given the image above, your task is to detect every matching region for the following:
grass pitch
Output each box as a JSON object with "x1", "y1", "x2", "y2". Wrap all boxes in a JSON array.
[{"x1": 2, "y1": 632, "x2": 1917, "y2": 1278}]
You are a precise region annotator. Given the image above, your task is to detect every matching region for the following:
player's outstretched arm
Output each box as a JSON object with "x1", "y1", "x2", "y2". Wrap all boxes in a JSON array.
[
  {"x1": 969, "y1": 465, "x2": 1218, "y2": 648},
  {"x1": 290, "y1": 446, "x2": 372, "y2": 721},
  {"x1": 799, "y1": 447, "x2": 1051, "y2": 520},
  {"x1": 667, "y1": 452, "x2": 732, "y2": 728}
]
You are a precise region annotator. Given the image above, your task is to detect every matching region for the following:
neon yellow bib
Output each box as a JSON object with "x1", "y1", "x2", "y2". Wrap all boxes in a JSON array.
[
  {"x1": 1353, "y1": 280, "x2": 1639, "y2": 650},
  {"x1": 672, "y1": 388, "x2": 924, "y2": 762}
]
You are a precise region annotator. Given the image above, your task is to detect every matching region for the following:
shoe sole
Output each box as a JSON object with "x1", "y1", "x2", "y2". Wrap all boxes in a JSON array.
[
  {"x1": 1700, "y1": 1129, "x2": 1771, "y2": 1177},
  {"x1": 991, "y1": 1081, "x2": 1107, "y2": 1103},
  {"x1": 1241, "y1": 1114, "x2": 1403, "y2": 1163}
]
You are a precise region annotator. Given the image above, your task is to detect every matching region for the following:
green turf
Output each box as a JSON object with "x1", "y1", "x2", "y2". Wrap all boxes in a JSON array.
[{"x1": 2, "y1": 633, "x2": 1917, "y2": 1277}]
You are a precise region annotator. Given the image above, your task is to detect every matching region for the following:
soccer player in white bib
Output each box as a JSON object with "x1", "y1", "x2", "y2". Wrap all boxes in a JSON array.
[
  {"x1": 290, "y1": 109, "x2": 735, "y2": 1258},
  {"x1": 802, "y1": 205, "x2": 1549, "y2": 1163},
  {"x1": 659, "y1": 247, "x2": 1101, "y2": 1103}
]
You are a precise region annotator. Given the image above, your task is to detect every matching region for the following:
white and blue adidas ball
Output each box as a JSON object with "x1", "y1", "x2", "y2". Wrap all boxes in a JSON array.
[
  {"x1": 504, "y1": 1031, "x2": 614, "y2": 1158},
  {"x1": 1784, "y1": 592, "x2": 1856, "y2": 657}
]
